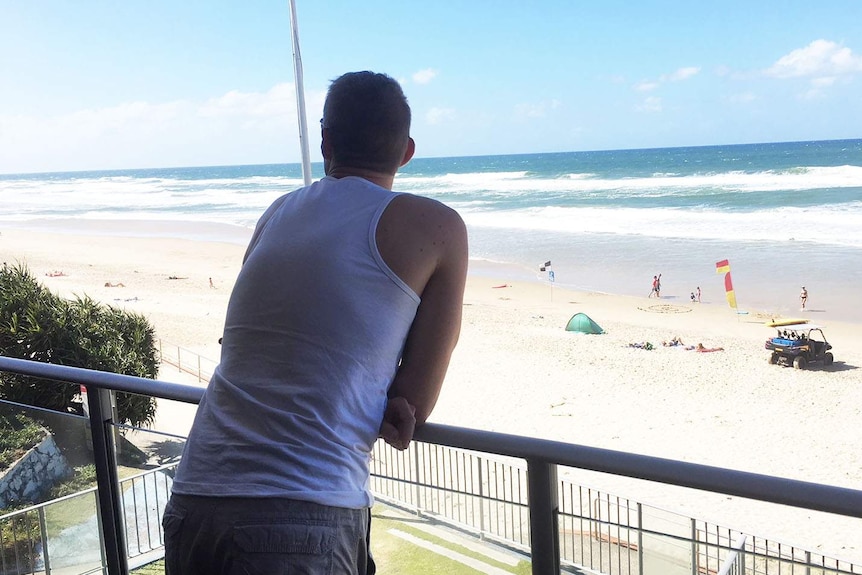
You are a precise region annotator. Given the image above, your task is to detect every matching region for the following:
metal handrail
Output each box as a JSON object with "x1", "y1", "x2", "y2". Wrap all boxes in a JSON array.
[
  {"x1": 415, "y1": 424, "x2": 862, "y2": 518},
  {"x1": 2, "y1": 355, "x2": 862, "y2": 575}
]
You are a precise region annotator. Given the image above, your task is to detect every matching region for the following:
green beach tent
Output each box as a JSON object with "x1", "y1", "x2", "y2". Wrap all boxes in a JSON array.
[{"x1": 565, "y1": 312, "x2": 604, "y2": 334}]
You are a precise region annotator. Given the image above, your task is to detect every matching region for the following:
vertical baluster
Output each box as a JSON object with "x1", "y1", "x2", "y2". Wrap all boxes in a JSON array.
[
  {"x1": 477, "y1": 456, "x2": 485, "y2": 538},
  {"x1": 690, "y1": 518, "x2": 698, "y2": 575},
  {"x1": 636, "y1": 502, "x2": 643, "y2": 575},
  {"x1": 38, "y1": 506, "x2": 52, "y2": 575},
  {"x1": 143, "y1": 475, "x2": 153, "y2": 552},
  {"x1": 128, "y1": 477, "x2": 140, "y2": 554}
]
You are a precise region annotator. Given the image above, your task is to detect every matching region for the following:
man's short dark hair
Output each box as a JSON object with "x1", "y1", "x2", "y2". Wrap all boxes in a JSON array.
[{"x1": 323, "y1": 71, "x2": 412, "y2": 173}]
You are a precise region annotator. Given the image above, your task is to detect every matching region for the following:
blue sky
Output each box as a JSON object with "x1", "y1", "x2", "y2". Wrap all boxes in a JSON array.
[{"x1": 1, "y1": 1, "x2": 861, "y2": 173}]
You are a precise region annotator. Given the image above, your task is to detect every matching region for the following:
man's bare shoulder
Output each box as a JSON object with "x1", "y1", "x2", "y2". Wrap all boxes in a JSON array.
[
  {"x1": 390, "y1": 192, "x2": 462, "y2": 220},
  {"x1": 385, "y1": 193, "x2": 466, "y2": 242},
  {"x1": 377, "y1": 192, "x2": 467, "y2": 294}
]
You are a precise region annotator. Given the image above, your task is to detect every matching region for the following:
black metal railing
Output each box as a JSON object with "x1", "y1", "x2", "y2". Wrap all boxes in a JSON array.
[{"x1": 2, "y1": 355, "x2": 862, "y2": 575}]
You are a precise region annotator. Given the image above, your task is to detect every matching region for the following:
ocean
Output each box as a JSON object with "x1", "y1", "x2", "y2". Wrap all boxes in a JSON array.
[{"x1": 2, "y1": 138, "x2": 861, "y2": 322}]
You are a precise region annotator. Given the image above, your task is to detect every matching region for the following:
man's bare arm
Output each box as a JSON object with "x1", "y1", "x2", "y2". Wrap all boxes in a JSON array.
[{"x1": 377, "y1": 195, "x2": 468, "y2": 425}]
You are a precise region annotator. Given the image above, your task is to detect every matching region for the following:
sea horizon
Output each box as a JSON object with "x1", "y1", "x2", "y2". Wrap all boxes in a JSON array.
[
  {"x1": 3, "y1": 136, "x2": 862, "y2": 178},
  {"x1": 2, "y1": 138, "x2": 861, "y2": 323}
]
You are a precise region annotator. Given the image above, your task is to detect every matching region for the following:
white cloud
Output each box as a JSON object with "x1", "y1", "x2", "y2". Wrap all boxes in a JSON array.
[
  {"x1": 514, "y1": 100, "x2": 561, "y2": 119},
  {"x1": 667, "y1": 66, "x2": 700, "y2": 81},
  {"x1": 637, "y1": 96, "x2": 662, "y2": 113},
  {"x1": 634, "y1": 81, "x2": 659, "y2": 92},
  {"x1": 0, "y1": 83, "x2": 321, "y2": 173},
  {"x1": 77, "y1": 101, "x2": 188, "y2": 133},
  {"x1": 412, "y1": 68, "x2": 439, "y2": 85},
  {"x1": 425, "y1": 107, "x2": 455, "y2": 125},
  {"x1": 812, "y1": 76, "x2": 837, "y2": 87},
  {"x1": 198, "y1": 83, "x2": 294, "y2": 119},
  {"x1": 800, "y1": 76, "x2": 840, "y2": 100},
  {"x1": 766, "y1": 39, "x2": 862, "y2": 79},
  {"x1": 632, "y1": 66, "x2": 699, "y2": 92}
]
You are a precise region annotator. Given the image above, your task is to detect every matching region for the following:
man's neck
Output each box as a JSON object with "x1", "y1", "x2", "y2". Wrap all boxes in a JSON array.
[{"x1": 326, "y1": 166, "x2": 395, "y2": 190}]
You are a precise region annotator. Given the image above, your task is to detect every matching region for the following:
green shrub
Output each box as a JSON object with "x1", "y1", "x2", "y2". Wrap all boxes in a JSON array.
[
  {"x1": 0, "y1": 413, "x2": 46, "y2": 468},
  {"x1": 0, "y1": 263, "x2": 159, "y2": 427},
  {"x1": 49, "y1": 464, "x2": 98, "y2": 498}
]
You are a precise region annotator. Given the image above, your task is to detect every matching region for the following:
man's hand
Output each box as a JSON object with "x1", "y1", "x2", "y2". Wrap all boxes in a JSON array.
[{"x1": 379, "y1": 396, "x2": 416, "y2": 450}]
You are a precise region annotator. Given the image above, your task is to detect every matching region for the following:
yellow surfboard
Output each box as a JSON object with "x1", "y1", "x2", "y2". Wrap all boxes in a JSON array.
[{"x1": 765, "y1": 318, "x2": 810, "y2": 328}]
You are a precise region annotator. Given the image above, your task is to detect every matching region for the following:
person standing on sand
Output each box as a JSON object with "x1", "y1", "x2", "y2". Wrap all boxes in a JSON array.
[
  {"x1": 162, "y1": 72, "x2": 469, "y2": 575},
  {"x1": 655, "y1": 273, "x2": 662, "y2": 298},
  {"x1": 800, "y1": 286, "x2": 808, "y2": 310},
  {"x1": 696, "y1": 286, "x2": 701, "y2": 303},
  {"x1": 649, "y1": 275, "x2": 658, "y2": 297}
]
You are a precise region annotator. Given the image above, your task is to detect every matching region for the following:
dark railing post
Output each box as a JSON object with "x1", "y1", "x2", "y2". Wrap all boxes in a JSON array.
[
  {"x1": 88, "y1": 386, "x2": 129, "y2": 575},
  {"x1": 527, "y1": 459, "x2": 560, "y2": 575}
]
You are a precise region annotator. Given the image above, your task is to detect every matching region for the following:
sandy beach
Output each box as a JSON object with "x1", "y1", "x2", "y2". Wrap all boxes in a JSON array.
[{"x1": 2, "y1": 223, "x2": 861, "y2": 563}]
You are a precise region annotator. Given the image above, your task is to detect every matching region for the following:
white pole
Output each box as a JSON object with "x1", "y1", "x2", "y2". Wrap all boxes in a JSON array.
[{"x1": 288, "y1": 0, "x2": 313, "y2": 185}]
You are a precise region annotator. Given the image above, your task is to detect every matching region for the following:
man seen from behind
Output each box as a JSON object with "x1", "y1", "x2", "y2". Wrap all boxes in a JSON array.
[{"x1": 162, "y1": 71, "x2": 469, "y2": 574}]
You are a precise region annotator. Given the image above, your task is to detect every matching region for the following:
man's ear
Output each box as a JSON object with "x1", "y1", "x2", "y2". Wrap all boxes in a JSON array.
[
  {"x1": 400, "y1": 137, "x2": 416, "y2": 167},
  {"x1": 321, "y1": 128, "x2": 333, "y2": 159}
]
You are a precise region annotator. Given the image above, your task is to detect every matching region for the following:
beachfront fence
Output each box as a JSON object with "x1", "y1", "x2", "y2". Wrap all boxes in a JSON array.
[
  {"x1": 0, "y1": 462, "x2": 175, "y2": 574},
  {"x1": 370, "y1": 441, "x2": 862, "y2": 575},
  {"x1": 156, "y1": 340, "x2": 216, "y2": 384},
  {"x1": 2, "y1": 357, "x2": 862, "y2": 575}
]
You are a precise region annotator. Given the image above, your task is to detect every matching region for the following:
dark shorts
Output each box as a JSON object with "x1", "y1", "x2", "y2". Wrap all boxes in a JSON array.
[{"x1": 162, "y1": 494, "x2": 375, "y2": 575}]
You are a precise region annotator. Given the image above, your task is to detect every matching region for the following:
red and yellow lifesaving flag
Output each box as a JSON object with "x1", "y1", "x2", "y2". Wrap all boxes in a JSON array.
[{"x1": 715, "y1": 259, "x2": 737, "y2": 309}]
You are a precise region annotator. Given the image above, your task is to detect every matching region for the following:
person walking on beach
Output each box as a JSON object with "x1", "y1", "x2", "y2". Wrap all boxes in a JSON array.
[
  {"x1": 696, "y1": 286, "x2": 701, "y2": 303},
  {"x1": 649, "y1": 275, "x2": 659, "y2": 297},
  {"x1": 800, "y1": 286, "x2": 808, "y2": 310},
  {"x1": 162, "y1": 71, "x2": 469, "y2": 575}
]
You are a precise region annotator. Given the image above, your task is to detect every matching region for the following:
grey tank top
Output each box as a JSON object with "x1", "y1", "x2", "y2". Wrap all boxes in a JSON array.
[{"x1": 171, "y1": 176, "x2": 420, "y2": 507}]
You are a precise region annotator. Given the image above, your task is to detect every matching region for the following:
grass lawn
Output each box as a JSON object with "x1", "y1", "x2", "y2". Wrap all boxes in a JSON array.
[
  {"x1": 132, "y1": 560, "x2": 164, "y2": 574},
  {"x1": 371, "y1": 506, "x2": 530, "y2": 575},
  {"x1": 42, "y1": 464, "x2": 147, "y2": 537}
]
